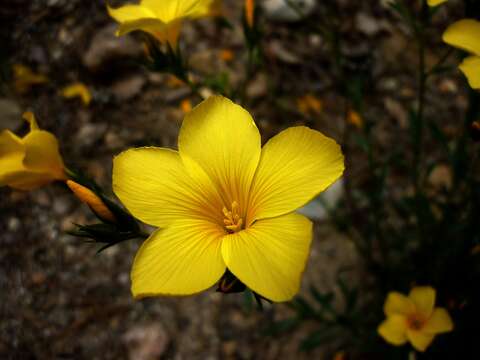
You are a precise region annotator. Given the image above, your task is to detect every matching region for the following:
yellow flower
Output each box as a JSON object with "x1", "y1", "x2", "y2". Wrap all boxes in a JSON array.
[
  {"x1": 13, "y1": 64, "x2": 48, "y2": 94},
  {"x1": 113, "y1": 96, "x2": 344, "y2": 301},
  {"x1": 427, "y1": 0, "x2": 448, "y2": 6},
  {"x1": 378, "y1": 286, "x2": 454, "y2": 352},
  {"x1": 0, "y1": 112, "x2": 66, "y2": 190},
  {"x1": 61, "y1": 82, "x2": 92, "y2": 106},
  {"x1": 66, "y1": 180, "x2": 116, "y2": 223},
  {"x1": 107, "y1": 0, "x2": 222, "y2": 48},
  {"x1": 443, "y1": 19, "x2": 480, "y2": 89}
]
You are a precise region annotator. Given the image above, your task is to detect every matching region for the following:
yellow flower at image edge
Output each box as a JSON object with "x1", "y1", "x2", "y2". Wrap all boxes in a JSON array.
[
  {"x1": 427, "y1": 0, "x2": 448, "y2": 7},
  {"x1": 378, "y1": 286, "x2": 454, "y2": 352},
  {"x1": 107, "y1": 0, "x2": 221, "y2": 48},
  {"x1": 113, "y1": 96, "x2": 344, "y2": 302},
  {"x1": 0, "y1": 112, "x2": 66, "y2": 190},
  {"x1": 443, "y1": 19, "x2": 480, "y2": 89}
]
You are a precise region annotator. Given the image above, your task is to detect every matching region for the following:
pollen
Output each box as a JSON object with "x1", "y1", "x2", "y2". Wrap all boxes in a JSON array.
[{"x1": 223, "y1": 201, "x2": 244, "y2": 233}]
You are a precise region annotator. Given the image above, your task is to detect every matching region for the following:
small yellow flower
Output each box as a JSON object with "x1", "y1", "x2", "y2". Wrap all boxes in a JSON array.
[
  {"x1": 66, "y1": 180, "x2": 116, "y2": 223},
  {"x1": 378, "y1": 286, "x2": 454, "y2": 352},
  {"x1": 427, "y1": 0, "x2": 448, "y2": 6},
  {"x1": 347, "y1": 110, "x2": 363, "y2": 129},
  {"x1": 13, "y1": 64, "x2": 48, "y2": 94},
  {"x1": 443, "y1": 19, "x2": 480, "y2": 89},
  {"x1": 61, "y1": 82, "x2": 92, "y2": 106},
  {"x1": 107, "y1": 0, "x2": 222, "y2": 48},
  {"x1": 297, "y1": 94, "x2": 323, "y2": 116},
  {"x1": 0, "y1": 112, "x2": 66, "y2": 190},
  {"x1": 113, "y1": 96, "x2": 344, "y2": 301},
  {"x1": 245, "y1": 0, "x2": 255, "y2": 28}
]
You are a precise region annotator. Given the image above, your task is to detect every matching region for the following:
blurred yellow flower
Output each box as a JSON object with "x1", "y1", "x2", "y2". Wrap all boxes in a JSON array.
[
  {"x1": 245, "y1": 0, "x2": 255, "y2": 28},
  {"x1": 66, "y1": 180, "x2": 116, "y2": 223},
  {"x1": 427, "y1": 0, "x2": 448, "y2": 6},
  {"x1": 107, "y1": 0, "x2": 222, "y2": 48},
  {"x1": 347, "y1": 110, "x2": 363, "y2": 129},
  {"x1": 378, "y1": 286, "x2": 454, "y2": 352},
  {"x1": 0, "y1": 112, "x2": 66, "y2": 190},
  {"x1": 297, "y1": 94, "x2": 323, "y2": 116},
  {"x1": 113, "y1": 96, "x2": 344, "y2": 301},
  {"x1": 443, "y1": 19, "x2": 480, "y2": 89},
  {"x1": 13, "y1": 64, "x2": 48, "y2": 94},
  {"x1": 61, "y1": 82, "x2": 92, "y2": 106}
]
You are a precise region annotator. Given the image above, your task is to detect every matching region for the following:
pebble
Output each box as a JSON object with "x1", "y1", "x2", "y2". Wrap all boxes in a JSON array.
[
  {"x1": 82, "y1": 24, "x2": 143, "y2": 72},
  {"x1": 262, "y1": 0, "x2": 316, "y2": 22}
]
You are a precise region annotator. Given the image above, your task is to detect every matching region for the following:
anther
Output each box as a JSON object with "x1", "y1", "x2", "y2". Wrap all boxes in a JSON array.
[{"x1": 222, "y1": 201, "x2": 244, "y2": 233}]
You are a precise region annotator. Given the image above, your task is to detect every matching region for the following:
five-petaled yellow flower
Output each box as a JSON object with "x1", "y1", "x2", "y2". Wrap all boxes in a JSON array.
[
  {"x1": 107, "y1": 0, "x2": 221, "y2": 48},
  {"x1": 443, "y1": 19, "x2": 480, "y2": 89},
  {"x1": 427, "y1": 0, "x2": 448, "y2": 7},
  {"x1": 113, "y1": 96, "x2": 344, "y2": 302},
  {"x1": 0, "y1": 112, "x2": 66, "y2": 190},
  {"x1": 378, "y1": 286, "x2": 454, "y2": 352}
]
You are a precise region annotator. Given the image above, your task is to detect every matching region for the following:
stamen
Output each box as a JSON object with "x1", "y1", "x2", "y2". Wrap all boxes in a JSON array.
[{"x1": 223, "y1": 201, "x2": 244, "y2": 233}]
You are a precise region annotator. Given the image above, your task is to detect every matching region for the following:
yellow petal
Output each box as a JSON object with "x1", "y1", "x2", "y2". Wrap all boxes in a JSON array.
[
  {"x1": 406, "y1": 329, "x2": 435, "y2": 352},
  {"x1": 113, "y1": 147, "x2": 223, "y2": 228},
  {"x1": 384, "y1": 292, "x2": 415, "y2": 316},
  {"x1": 0, "y1": 171, "x2": 60, "y2": 191},
  {"x1": 459, "y1": 55, "x2": 480, "y2": 89},
  {"x1": 107, "y1": 4, "x2": 156, "y2": 23},
  {"x1": 248, "y1": 126, "x2": 344, "y2": 223},
  {"x1": 0, "y1": 130, "x2": 26, "y2": 184},
  {"x1": 423, "y1": 308, "x2": 454, "y2": 334},
  {"x1": 221, "y1": 212, "x2": 312, "y2": 302},
  {"x1": 0, "y1": 114, "x2": 65, "y2": 190},
  {"x1": 409, "y1": 286, "x2": 436, "y2": 318},
  {"x1": 142, "y1": 0, "x2": 221, "y2": 20},
  {"x1": 61, "y1": 83, "x2": 92, "y2": 106},
  {"x1": 131, "y1": 219, "x2": 226, "y2": 297},
  {"x1": 178, "y1": 96, "x2": 261, "y2": 220},
  {"x1": 22, "y1": 111, "x2": 39, "y2": 131},
  {"x1": 377, "y1": 314, "x2": 408, "y2": 346},
  {"x1": 22, "y1": 130, "x2": 65, "y2": 180},
  {"x1": 427, "y1": 0, "x2": 447, "y2": 6},
  {"x1": 443, "y1": 19, "x2": 480, "y2": 56},
  {"x1": 152, "y1": 19, "x2": 182, "y2": 47},
  {"x1": 13, "y1": 64, "x2": 48, "y2": 94}
]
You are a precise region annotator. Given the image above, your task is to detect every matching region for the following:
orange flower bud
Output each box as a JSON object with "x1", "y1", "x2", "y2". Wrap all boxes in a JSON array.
[
  {"x1": 245, "y1": 0, "x2": 255, "y2": 28},
  {"x1": 67, "y1": 180, "x2": 116, "y2": 223}
]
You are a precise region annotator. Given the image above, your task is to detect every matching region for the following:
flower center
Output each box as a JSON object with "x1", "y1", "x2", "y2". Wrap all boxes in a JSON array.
[
  {"x1": 407, "y1": 314, "x2": 426, "y2": 330},
  {"x1": 223, "y1": 201, "x2": 243, "y2": 233}
]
